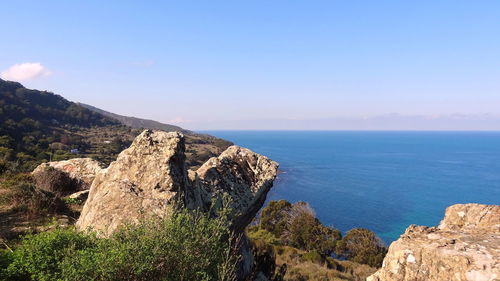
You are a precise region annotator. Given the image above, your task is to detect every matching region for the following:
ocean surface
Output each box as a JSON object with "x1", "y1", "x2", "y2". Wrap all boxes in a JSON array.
[{"x1": 203, "y1": 131, "x2": 500, "y2": 244}]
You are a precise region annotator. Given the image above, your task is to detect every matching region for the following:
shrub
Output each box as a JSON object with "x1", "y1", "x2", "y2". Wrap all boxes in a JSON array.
[
  {"x1": 259, "y1": 200, "x2": 341, "y2": 256},
  {"x1": 300, "y1": 251, "x2": 324, "y2": 264},
  {"x1": 336, "y1": 228, "x2": 387, "y2": 268},
  {"x1": 247, "y1": 227, "x2": 281, "y2": 245},
  {"x1": 0, "y1": 249, "x2": 13, "y2": 280},
  {"x1": 3, "y1": 209, "x2": 241, "y2": 281},
  {"x1": 5, "y1": 228, "x2": 97, "y2": 281},
  {"x1": 260, "y1": 200, "x2": 292, "y2": 237}
]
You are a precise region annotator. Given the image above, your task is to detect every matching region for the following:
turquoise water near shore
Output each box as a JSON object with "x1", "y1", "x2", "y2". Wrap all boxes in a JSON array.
[{"x1": 203, "y1": 131, "x2": 500, "y2": 243}]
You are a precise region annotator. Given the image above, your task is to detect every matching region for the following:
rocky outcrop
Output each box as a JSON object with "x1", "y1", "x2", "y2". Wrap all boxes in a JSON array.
[
  {"x1": 191, "y1": 146, "x2": 279, "y2": 232},
  {"x1": 368, "y1": 204, "x2": 500, "y2": 281},
  {"x1": 76, "y1": 130, "x2": 188, "y2": 235},
  {"x1": 32, "y1": 158, "x2": 104, "y2": 195},
  {"x1": 76, "y1": 130, "x2": 279, "y2": 236}
]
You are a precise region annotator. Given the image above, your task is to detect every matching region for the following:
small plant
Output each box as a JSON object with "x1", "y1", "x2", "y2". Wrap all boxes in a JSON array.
[{"x1": 62, "y1": 197, "x2": 82, "y2": 205}]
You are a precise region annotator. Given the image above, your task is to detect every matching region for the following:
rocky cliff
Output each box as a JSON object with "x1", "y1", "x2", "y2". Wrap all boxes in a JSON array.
[
  {"x1": 75, "y1": 130, "x2": 279, "y2": 236},
  {"x1": 368, "y1": 203, "x2": 500, "y2": 281}
]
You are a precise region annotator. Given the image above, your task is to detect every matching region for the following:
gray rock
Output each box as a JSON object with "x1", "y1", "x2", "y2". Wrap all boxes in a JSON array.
[
  {"x1": 76, "y1": 130, "x2": 279, "y2": 237},
  {"x1": 68, "y1": 190, "x2": 90, "y2": 201},
  {"x1": 32, "y1": 158, "x2": 105, "y2": 193},
  {"x1": 76, "y1": 130, "x2": 188, "y2": 236},
  {"x1": 192, "y1": 145, "x2": 279, "y2": 232},
  {"x1": 368, "y1": 204, "x2": 500, "y2": 281}
]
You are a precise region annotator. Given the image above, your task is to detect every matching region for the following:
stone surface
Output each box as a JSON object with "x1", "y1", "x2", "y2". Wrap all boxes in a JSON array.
[
  {"x1": 68, "y1": 190, "x2": 90, "y2": 201},
  {"x1": 32, "y1": 158, "x2": 104, "y2": 190},
  {"x1": 368, "y1": 203, "x2": 500, "y2": 281},
  {"x1": 192, "y1": 146, "x2": 279, "y2": 232},
  {"x1": 76, "y1": 130, "x2": 279, "y2": 237},
  {"x1": 32, "y1": 158, "x2": 104, "y2": 194},
  {"x1": 76, "y1": 130, "x2": 188, "y2": 235}
]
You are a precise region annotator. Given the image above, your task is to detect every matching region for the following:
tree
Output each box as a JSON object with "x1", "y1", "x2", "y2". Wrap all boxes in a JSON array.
[
  {"x1": 336, "y1": 228, "x2": 387, "y2": 267},
  {"x1": 260, "y1": 200, "x2": 292, "y2": 237},
  {"x1": 259, "y1": 200, "x2": 342, "y2": 256}
]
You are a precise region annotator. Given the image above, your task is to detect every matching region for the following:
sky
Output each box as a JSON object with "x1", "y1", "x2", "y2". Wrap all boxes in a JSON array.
[{"x1": 1, "y1": 0, "x2": 500, "y2": 130}]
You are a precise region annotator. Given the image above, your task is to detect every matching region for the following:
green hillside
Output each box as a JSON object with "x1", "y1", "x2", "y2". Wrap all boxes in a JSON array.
[
  {"x1": 0, "y1": 79, "x2": 231, "y2": 172},
  {"x1": 78, "y1": 102, "x2": 188, "y2": 133}
]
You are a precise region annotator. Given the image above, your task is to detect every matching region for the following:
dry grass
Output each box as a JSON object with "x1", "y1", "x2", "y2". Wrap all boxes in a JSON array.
[
  {"x1": 273, "y1": 246, "x2": 377, "y2": 281},
  {"x1": 0, "y1": 173, "x2": 77, "y2": 242}
]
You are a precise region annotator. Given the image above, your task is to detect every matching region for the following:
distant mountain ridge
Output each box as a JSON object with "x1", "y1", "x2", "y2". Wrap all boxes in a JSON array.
[
  {"x1": 0, "y1": 78, "x2": 232, "y2": 170},
  {"x1": 78, "y1": 103, "x2": 188, "y2": 133}
]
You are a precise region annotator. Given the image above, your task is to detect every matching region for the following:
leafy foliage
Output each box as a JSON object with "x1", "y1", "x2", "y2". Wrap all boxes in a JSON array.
[
  {"x1": 254, "y1": 200, "x2": 387, "y2": 268},
  {"x1": 258, "y1": 200, "x2": 342, "y2": 256},
  {"x1": 2, "y1": 209, "x2": 240, "y2": 281},
  {"x1": 335, "y1": 228, "x2": 387, "y2": 268}
]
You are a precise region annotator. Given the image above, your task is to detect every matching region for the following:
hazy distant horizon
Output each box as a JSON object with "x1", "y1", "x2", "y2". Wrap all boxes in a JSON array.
[{"x1": 186, "y1": 113, "x2": 500, "y2": 131}]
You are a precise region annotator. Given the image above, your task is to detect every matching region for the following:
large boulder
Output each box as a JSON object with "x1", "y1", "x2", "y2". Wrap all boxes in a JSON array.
[
  {"x1": 76, "y1": 130, "x2": 279, "y2": 237},
  {"x1": 191, "y1": 146, "x2": 279, "y2": 232},
  {"x1": 32, "y1": 158, "x2": 104, "y2": 195},
  {"x1": 76, "y1": 130, "x2": 188, "y2": 236},
  {"x1": 368, "y1": 204, "x2": 500, "y2": 281}
]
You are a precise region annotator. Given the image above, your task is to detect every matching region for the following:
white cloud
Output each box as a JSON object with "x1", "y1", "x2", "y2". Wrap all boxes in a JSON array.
[{"x1": 0, "y1": 62, "x2": 51, "y2": 81}]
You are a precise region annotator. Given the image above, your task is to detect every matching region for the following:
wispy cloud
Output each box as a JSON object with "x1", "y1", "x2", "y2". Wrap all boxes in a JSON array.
[{"x1": 0, "y1": 62, "x2": 51, "y2": 81}]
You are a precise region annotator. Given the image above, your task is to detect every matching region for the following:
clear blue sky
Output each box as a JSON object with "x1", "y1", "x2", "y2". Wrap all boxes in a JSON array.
[{"x1": 2, "y1": 1, "x2": 500, "y2": 130}]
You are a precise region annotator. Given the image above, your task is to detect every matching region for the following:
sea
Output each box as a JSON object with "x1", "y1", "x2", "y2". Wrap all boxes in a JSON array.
[{"x1": 203, "y1": 131, "x2": 500, "y2": 244}]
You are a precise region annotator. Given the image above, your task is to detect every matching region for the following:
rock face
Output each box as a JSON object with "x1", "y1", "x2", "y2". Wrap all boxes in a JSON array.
[
  {"x1": 192, "y1": 146, "x2": 280, "y2": 232},
  {"x1": 32, "y1": 158, "x2": 104, "y2": 194},
  {"x1": 76, "y1": 130, "x2": 279, "y2": 236},
  {"x1": 368, "y1": 204, "x2": 500, "y2": 281}
]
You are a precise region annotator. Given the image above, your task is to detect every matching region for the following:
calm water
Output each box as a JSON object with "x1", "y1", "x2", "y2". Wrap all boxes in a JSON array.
[{"x1": 203, "y1": 131, "x2": 500, "y2": 243}]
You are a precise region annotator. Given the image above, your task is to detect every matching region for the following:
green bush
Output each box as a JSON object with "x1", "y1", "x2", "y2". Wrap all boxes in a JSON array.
[
  {"x1": 336, "y1": 228, "x2": 387, "y2": 268},
  {"x1": 5, "y1": 228, "x2": 96, "y2": 281},
  {"x1": 259, "y1": 200, "x2": 292, "y2": 237},
  {"x1": 247, "y1": 227, "x2": 281, "y2": 245},
  {"x1": 300, "y1": 251, "x2": 324, "y2": 264},
  {"x1": 0, "y1": 249, "x2": 13, "y2": 280},
  {"x1": 258, "y1": 200, "x2": 341, "y2": 256},
  {"x1": 3, "y1": 209, "x2": 240, "y2": 281}
]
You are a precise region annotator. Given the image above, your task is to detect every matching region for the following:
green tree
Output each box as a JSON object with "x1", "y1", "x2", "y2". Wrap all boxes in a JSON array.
[{"x1": 336, "y1": 228, "x2": 387, "y2": 267}]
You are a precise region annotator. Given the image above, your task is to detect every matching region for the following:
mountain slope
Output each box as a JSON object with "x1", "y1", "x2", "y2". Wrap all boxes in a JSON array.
[
  {"x1": 0, "y1": 79, "x2": 231, "y2": 171},
  {"x1": 78, "y1": 102, "x2": 187, "y2": 133}
]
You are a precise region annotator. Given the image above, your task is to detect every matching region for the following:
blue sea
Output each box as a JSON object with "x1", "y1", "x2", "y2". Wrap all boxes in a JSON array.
[{"x1": 204, "y1": 131, "x2": 500, "y2": 244}]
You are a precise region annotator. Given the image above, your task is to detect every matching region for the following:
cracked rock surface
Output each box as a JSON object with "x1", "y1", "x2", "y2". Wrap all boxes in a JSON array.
[{"x1": 368, "y1": 204, "x2": 500, "y2": 281}]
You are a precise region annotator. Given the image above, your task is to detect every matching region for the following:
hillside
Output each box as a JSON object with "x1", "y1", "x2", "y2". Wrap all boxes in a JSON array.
[
  {"x1": 0, "y1": 78, "x2": 231, "y2": 171},
  {"x1": 78, "y1": 102, "x2": 187, "y2": 133}
]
